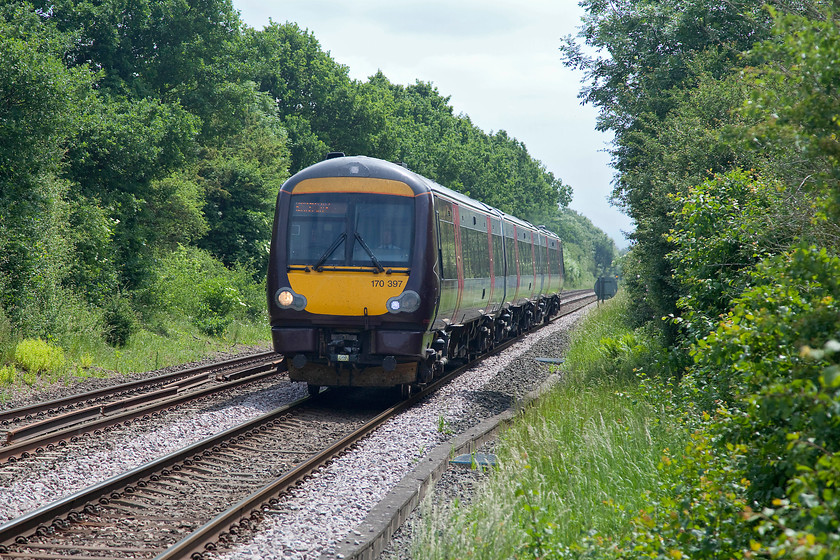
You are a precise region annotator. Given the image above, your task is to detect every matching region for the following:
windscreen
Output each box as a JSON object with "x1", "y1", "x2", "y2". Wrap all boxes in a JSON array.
[{"x1": 288, "y1": 193, "x2": 414, "y2": 268}]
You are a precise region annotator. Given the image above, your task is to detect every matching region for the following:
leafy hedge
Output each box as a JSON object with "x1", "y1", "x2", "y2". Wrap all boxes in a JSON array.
[{"x1": 592, "y1": 246, "x2": 840, "y2": 559}]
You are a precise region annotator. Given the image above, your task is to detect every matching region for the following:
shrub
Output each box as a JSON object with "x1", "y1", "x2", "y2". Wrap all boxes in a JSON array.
[
  {"x1": 14, "y1": 338, "x2": 66, "y2": 373},
  {"x1": 198, "y1": 277, "x2": 243, "y2": 317},
  {"x1": 614, "y1": 245, "x2": 840, "y2": 559},
  {"x1": 102, "y1": 296, "x2": 137, "y2": 347},
  {"x1": 0, "y1": 365, "x2": 17, "y2": 385},
  {"x1": 698, "y1": 246, "x2": 840, "y2": 526},
  {"x1": 192, "y1": 277, "x2": 244, "y2": 335},
  {"x1": 667, "y1": 169, "x2": 803, "y2": 346},
  {"x1": 144, "y1": 245, "x2": 265, "y2": 336}
]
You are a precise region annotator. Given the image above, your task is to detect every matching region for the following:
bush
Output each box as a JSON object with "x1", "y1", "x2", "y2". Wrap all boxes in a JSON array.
[
  {"x1": 612, "y1": 245, "x2": 840, "y2": 559},
  {"x1": 0, "y1": 306, "x2": 13, "y2": 357},
  {"x1": 102, "y1": 296, "x2": 137, "y2": 347},
  {"x1": 144, "y1": 244, "x2": 265, "y2": 336},
  {"x1": 193, "y1": 277, "x2": 244, "y2": 335},
  {"x1": 14, "y1": 338, "x2": 66, "y2": 373},
  {"x1": 0, "y1": 365, "x2": 17, "y2": 385},
  {"x1": 698, "y1": 245, "x2": 840, "y2": 514},
  {"x1": 667, "y1": 169, "x2": 802, "y2": 345}
]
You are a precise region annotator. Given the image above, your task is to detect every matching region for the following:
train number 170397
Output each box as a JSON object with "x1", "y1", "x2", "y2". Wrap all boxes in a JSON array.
[{"x1": 372, "y1": 280, "x2": 404, "y2": 288}]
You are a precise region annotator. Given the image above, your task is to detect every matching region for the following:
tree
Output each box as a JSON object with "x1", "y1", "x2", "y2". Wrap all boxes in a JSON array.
[
  {"x1": 668, "y1": 169, "x2": 807, "y2": 342},
  {"x1": 0, "y1": 4, "x2": 93, "y2": 334},
  {"x1": 64, "y1": 95, "x2": 200, "y2": 287},
  {"x1": 196, "y1": 106, "x2": 290, "y2": 272},
  {"x1": 561, "y1": 0, "x2": 815, "y2": 332},
  {"x1": 26, "y1": 0, "x2": 245, "y2": 139},
  {"x1": 243, "y1": 22, "x2": 387, "y2": 171},
  {"x1": 545, "y1": 208, "x2": 616, "y2": 287},
  {"x1": 363, "y1": 75, "x2": 571, "y2": 222},
  {"x1": 743, "y1": 7, "x2": 840, "y2": 242},
  {"x1": 593, "y1": 235, "x2": 615, "y2": 276}
]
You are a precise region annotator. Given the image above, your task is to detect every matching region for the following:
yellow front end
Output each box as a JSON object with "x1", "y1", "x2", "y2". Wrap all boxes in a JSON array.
[{"x1": 287, "y1": 269, "x2": 410, "y2": 316}]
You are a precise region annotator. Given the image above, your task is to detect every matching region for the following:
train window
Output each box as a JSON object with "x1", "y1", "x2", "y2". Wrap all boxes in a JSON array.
[
  {"x1": 460, "y1": 226, "x2": 490, "y2": 279},
  {"x1": 288, "y1": 193, "x2": 414, "y2": 267},
  {"x1": 549, "y1": 246, "x2": 561, "y2": 276},
  {"x1": 505, "y1": 235, "x2": 516, "y2": 277},
  {"x1": 353, "y1": 198, "x2": 414, "y2": 267},
  {"x1": 289, "y1": 197, "x2": 347, "y2": 266},
  {"x1": 537, "y1": 239, "x2": 547, "y2": 276},
  {"x1": 492, "y1": 233, "x2": 504, "y2": 279},
  {"x1": 461, "y1": 227, "x2": 473, "y2": 278},
  {"x1": 439, "y1": 222, "x2": 457, "y2": 279},
  {"x1": 436, "y1": 198, "x2": 457, "y2": 279},
  {"x1": 517, "y1": 238, "x2": 533, "y2": 279}
]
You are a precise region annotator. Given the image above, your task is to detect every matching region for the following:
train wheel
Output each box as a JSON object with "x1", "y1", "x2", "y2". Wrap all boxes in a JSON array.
[{"x1": 307, "y1": 384, "x2": 321, "y2": 397}]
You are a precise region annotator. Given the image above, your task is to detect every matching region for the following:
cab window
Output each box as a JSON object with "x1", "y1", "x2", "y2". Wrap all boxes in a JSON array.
[{"x1": 288, "y1": 193, "x2": 414, "y2": 267}]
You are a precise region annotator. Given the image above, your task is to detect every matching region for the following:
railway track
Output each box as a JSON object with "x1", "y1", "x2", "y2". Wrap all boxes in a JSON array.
[
  {"x1": 0, "y1": 391, "x2": 393, "y2": 559},
  {"x1": 0, "y1": 290, "x2": 596, "y2": 559},
  {"x1": 0, "y1": 352, "x2": 284, "y2": 464}
]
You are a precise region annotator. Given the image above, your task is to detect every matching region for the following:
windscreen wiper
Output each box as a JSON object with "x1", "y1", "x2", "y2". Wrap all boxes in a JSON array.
[
  {"x1": 354, "y1": 232, "x2": 385, "y2": 273},
  {"x1": 313, "y1": 232, "x2": 347, "y2": 271}
]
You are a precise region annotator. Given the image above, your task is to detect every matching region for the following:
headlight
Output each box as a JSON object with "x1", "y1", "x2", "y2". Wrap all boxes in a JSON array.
[
  {"x1": 275, "y1": 288, "x2": 307, "y2": 311},
  {"x1": 277, "y1": 290, "x2": 294, "y2": 307},
  {"x1": 386, "y1": 290, "x2": 420, "y2": 314}
]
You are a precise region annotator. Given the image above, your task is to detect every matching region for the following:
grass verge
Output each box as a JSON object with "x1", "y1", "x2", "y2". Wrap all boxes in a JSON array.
[
  {"x1": 0, "y1": 316, "x2": 271, "y2": 403},
  {"x1": 411, "y1": 293, "x2": 686, "y2": 559}
]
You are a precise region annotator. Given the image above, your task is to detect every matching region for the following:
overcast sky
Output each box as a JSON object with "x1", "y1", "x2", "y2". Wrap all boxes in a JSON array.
[{"x1": 234, "y1": 0, "x2": 633, "y2": 249}]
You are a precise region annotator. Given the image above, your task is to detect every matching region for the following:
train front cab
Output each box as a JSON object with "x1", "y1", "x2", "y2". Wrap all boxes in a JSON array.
[{"x1": 267, "y1": 158, "x2": 440, "y2": 391}]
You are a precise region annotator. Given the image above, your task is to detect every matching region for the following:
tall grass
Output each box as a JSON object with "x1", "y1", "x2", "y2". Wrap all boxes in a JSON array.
[{"x1": 412, "y1": 293, "x2": 686, "y2": 559}]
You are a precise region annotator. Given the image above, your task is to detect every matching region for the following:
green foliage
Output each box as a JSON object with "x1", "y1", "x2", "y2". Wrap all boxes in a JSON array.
[
  {"x1": 65, "y1": 196, "x2": 120, "y2": 305},
  {"x1": 608, "y1": 246, "x2": 840, "y2": 560},
  {"x1": 557, "y1": 5, "x2": 840, "y2": 560},
  {"x1": 668, "y1": 169, "x2": 805, "y2": 343},
  {"x1": 29, "y1": 0, "x2": 244, "y2": 121},
  {"x1": 361, "y1": 75, "x2": 572, "y2": 222},
  {"x1": 562, "y1": 255, "x2": 585, "y2": 288},
  {"x1": 562, "y1": 0, "x2": 773, "y2": 132},
  {"x1": 144, "y1": 245, "x2": 264, "y2": 336},
  {"x1": 14, "y1": 339, "x2": 66, "y2": 374},
  {"x1": 600, "y1": 415, "x2": 753, "y2": 560},
  {"x1": 562, "y1": 0, "x2": 813, "y2": 335},
  {"x1": 0, "y1": 4, "x2": 91, "y2": 183},
  {"x1": 0, "y1": 6, "x2": 92, "y2": 338},
  {"x1": 695, "y1": 246, "x2": 840, "y2": 501},
  {"x1": 196, "y1": 113, "x2": 289, "y2": 271},
  {"x1": 0, "y1": 365, "x2": 17, "y2": 386},
  {"x1": 101, "y1": 296, "x2": 137, "y2": 347},
  {"x1": 67, "y1": 96, "x2": 201, "y2": 288},
  {"x1": 743, "y1": 7, "x2": 840, "y2": 239},
  {"x1": 243, "y1": 22, "x2": 380, "y2": 171},
  {"x1": 551, "y1": 207, "x2": 617, "y2": 287},
  {"x1": 193, "y1": 277, "x2": 245, "y2": 336}
]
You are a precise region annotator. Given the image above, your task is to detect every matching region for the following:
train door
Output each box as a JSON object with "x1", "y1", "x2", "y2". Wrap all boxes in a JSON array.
[
  {"x1": 534, "y1": 233, "x2": 545, "y2": 295},
  {"x1": 516, "y1": 228, "x2": 535, "y2": 300},
  {"x1": 509, "y1": 223, "x2": 522, "y2": 303},
  {"x1": 434, "y1": 196, "x2": 460, "y2": 325},
  {"x1": 487, "y1": 215, "x2": 505, "y2": 314}
]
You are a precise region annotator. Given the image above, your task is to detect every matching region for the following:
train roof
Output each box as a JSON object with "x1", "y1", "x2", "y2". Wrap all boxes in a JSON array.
[{"x1": 282, "y1": 154, "x2": 560, "y2": 240}]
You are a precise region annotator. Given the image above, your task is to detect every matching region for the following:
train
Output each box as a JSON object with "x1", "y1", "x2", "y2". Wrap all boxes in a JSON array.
[{"x1": 267, "y1": 153, "x2": 565, "y2": 395}]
